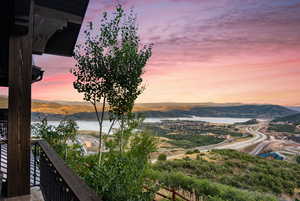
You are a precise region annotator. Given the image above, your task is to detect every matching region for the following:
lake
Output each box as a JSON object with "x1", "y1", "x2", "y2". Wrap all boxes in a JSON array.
[{"x1": 37, "y1": 116, "x2": 252, "y2": 132}]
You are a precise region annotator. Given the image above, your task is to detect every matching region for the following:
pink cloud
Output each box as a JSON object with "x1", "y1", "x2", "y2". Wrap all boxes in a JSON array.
[{"x1": 32, "y1": 0, "x2": 300, "y2": 105}]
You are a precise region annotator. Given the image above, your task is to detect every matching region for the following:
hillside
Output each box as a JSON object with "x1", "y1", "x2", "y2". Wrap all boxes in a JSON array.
[
  {"x1": 0, "y1": 96, "x2": 7, "y2": 108},
  {"x1": 1, "y1": 96, "x2": 297, "y2": 120},
  {"x1": 0, "y1": 96, "x2": 242, "y2": 114},
  {"x1": 287, "y1": 106, "x2": 300, "y2": 112},
  {"x1": 152, "y1": 149, "x2": 300, "y2": 200},
  {"x1": 140, "y1": 104, "x2": 297, "y2": 119},
  {"x1": 272, "y1": 113, "x2": 300, "y2": 123},
  {"x1": 30, "y1": 104, "x2": 298, "y2": 121}
]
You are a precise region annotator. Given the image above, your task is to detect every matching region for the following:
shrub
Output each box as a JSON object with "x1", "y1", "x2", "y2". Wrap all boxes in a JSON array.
[
  {"x1": 158, "y1": 154, "x2": 167, "y2": 161},
  {"x1": 186, "y1": 150, "x2": 194, "y2": 154},
  {"x1": 32, "y1": 118, "x2": 82, "y2": 161},
  {"x1": 196, "y1": 154, "x2": 204, "y2": 160},
  {"x1": 194, "y1": 149, "x2": 200, "y2": 153},
  {"x1": 296, "y1": 155, "x2": 300, "y2": 164},
  {"x1": 186, "y1": 149, "x2": 200, "y2": 154},
  {"x1": 152, "y1": 149, "x2": 300, "y2": 195},
  {"x1": 268, "y1": 124, "x2": 296, "y2": 133},
  {"x1": 183, "y1": 156, "x2": 191, "y2": 161},
  {"x1": 82, "y1": 130, "x2": 157, "y2": 201},
  {"x1": 146, "y1": 170, "x2": 278, "y2": 201}
]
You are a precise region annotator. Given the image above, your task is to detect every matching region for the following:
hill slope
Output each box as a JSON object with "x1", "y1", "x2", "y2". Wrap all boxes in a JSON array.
[
  {"x1": 30, "y1": 104, "x2": 298, "y2": 121},
  {"x1": 138, "y1": 104, "x2": 297, "y2": 119},
  {"x1": 1, "y1": 96, "x2": 296, "y2": 120},
  {"x1": 287, "y1": 106, "x2": 300, "y2": 112},
  {"x1": 152, "y1": 149, "x2": 300, "y2": 199},
  {"x1": 272, "y1": 113, "x2": 300, "y2": 123},
  {"x1": 0, "y1": 96, "x2": 242, "y2": 114}
]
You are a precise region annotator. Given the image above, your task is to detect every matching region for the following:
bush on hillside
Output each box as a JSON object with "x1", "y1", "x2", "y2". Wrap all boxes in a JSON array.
[
  {"x1": 296, "y1": 155, "x2": 300, "y2": 164},
  {"x1": 158, "y1": 153, "x2": 167, "y2": 161}
]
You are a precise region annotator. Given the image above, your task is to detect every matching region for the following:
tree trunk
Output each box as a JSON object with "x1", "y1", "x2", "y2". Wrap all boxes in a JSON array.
[
  {"x1": 107, "y1": 119, "x2": 116, "y2": 135},
  {"x1": 92, "y1": 100, "x2": 102, "y2": 165},
  {"x1": 95, "y1": 97, "x2": 106, "y2": 165},
  {"x1": 120, "y1": 115, "x2": 125, "y2": 152}
]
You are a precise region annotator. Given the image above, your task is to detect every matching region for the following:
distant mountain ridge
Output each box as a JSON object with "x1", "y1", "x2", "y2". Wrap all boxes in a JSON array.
[
  {"x1": 272, "y1": 113, "x2": 300, "y2": 123},
  {"x1": 1, "y1": 96, "x2": 297, "y2": 121},
  {"x1": 287, "y1": 106, "x2": 300, "y2": 112},
  {"x1": 31, "y1": 104, "x2": 297, "y2": 121},
  {"x1": 1, "y1": 95, "x2": 243, "y2": 114}
]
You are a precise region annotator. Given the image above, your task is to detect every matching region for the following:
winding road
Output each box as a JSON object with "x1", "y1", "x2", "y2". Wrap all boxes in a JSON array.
[
  {"x1": 217, "y1": 126, "x2": 268, "y2": 151},
  {"x1": 155, "y1": 124, "x2": 268, "y2": 162}
]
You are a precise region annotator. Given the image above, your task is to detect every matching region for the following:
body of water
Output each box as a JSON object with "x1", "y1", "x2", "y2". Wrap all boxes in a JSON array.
[{"x1": 35, "y1": 116, "x2": 252, "y2": 132}]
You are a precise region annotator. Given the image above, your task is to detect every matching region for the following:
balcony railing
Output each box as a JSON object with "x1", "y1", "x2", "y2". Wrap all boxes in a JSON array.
[
  {"x1": 38, "y1": 140, "x2": 101, "y2": 201},
  {"x1": 0, "y1": 140, "x2": 40, "y2": 189},
  {"x1": 1, "y1": 140, "x2": 102, "y2": 201},
  {"x1": 0, "y1": 138, "x2": 101, "y2": 201},
  {"x1": 0, "y1": 109, "x2": 101, "y2": 200}
]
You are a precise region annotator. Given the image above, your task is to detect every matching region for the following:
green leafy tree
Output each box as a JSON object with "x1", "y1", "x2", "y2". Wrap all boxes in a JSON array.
[
  {"x1": 56, "y1": 119, "x2": 79, "y2": 159},
  {"x1": 32, "y1": 119, "x2": 82, "y2": 160},
  {"x1": 32, "y1": 118, "x2": 58, "y2": 145},
  {"x1": 81, "y1": 117, "x2": 158, "y2": 201},
  {"x1": 72, "y1": 4, "x2": 153, "y2": 163}
]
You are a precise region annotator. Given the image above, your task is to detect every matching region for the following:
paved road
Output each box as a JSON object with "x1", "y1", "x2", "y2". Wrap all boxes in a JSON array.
[
  {"x1": 153, "y1": 125, "x2": 268, "y2": 162},
  {"x1": 194, "y1": 125, "x2": 267, "y2": 151},
  {"x1": 249, "y1": 140, "x2": 270, "y2": 155},
  {"x1": 219, "y1": 126, "x2": 267, "y2": 151}
]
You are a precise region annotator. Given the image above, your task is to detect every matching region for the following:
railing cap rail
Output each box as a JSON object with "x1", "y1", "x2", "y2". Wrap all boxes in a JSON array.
[{"x1": 38, "y1": 140, "x2": 102, "y2": 201}]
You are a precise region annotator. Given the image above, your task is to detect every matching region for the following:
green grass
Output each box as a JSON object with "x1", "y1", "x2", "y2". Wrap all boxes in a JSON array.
[
  {"x1": 167, "y1": 134, "x2": 224, "y2": 148},
  {"x1": 144, "y1": 121, "x2": 244, "y2": 148},
  {"x1": 268, "y1": 123, "x2": 297, "y2": 133}
]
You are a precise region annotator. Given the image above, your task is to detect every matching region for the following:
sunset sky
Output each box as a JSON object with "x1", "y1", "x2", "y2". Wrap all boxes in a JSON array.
[{"x1": 6, "y1": 0, "x2": 300, "y2": 105}]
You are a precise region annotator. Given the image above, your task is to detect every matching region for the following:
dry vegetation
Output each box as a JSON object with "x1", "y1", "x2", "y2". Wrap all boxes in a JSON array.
[
  {"x1": 0, "y1": 96, "x2": 242, "y2": 114},
  {"x1": 31, "y1": 102, "x2": 95, "y2": 115}
]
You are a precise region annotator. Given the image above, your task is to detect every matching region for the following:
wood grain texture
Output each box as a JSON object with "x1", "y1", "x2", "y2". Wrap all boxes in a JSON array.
[
  {"x1": 38, "y1": 140, "x2": 102, "y2": 201},
  {"x1": 7, "y1": 1, "x2": 33, "y2": 197}
]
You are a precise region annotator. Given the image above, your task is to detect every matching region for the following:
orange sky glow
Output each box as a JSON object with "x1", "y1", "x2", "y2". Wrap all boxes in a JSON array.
[{"x1": 2, "y1": 0, "x2": 299, "y2": 106}]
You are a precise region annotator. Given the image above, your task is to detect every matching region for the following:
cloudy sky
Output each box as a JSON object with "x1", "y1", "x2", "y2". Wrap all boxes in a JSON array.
[{"x1": 27, "y1": 0, "x2": 300, "y2": 105}]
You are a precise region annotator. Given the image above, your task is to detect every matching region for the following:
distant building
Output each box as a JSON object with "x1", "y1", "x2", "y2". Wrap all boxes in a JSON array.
[{"x1": 258, "y1": 152, "x2": 286, "y2": 160}]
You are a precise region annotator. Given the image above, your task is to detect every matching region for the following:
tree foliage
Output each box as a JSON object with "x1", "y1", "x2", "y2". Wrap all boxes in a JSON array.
[
  {"x1": 146, "y1": 170, "x2": 278, "y2": 201},
  {"x1": 33, "y1": 117, "x2": 158, "y2": 201},
  {"x1": 71, "y1": 4, "x2": 153, "y2": 163},
  {"x1": 152, "y1": 149, "x2": 300, "y2": 196},
  {"x1": 32, "y1": 119, "x2": 82, "y2": 161},
  {"x1": 75, "y1": 117, "x2": 158, "y2": 201},
  {"x1": 158, "y1": 153, "x2": 167, "y2": 161},
  {"x1": 296, "y1": 155, "x2": 300, "y2": 164}
]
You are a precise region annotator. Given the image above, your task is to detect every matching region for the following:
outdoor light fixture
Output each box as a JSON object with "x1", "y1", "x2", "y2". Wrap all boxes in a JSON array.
[{"x1": 32, "y1": 65, "x2": 44, "y2": 83}]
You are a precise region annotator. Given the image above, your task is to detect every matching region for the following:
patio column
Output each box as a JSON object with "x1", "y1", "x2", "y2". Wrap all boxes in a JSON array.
[{"x1": 7, "y1": 1, "x2": 33, "y2": 197}]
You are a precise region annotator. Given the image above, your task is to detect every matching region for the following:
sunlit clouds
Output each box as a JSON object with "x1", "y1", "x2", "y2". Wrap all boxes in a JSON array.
[{"x1": 29, "y1": 0, "x2": 300, "y2": 105}]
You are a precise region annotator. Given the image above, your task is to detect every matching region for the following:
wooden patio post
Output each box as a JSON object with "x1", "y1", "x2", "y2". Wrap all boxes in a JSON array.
[
  {"x1": 7, "y1": 1, "x2": 33, "y2": 197},
  {"x1": 172, "y1": 188, "x2": 176, "y2": 201}
]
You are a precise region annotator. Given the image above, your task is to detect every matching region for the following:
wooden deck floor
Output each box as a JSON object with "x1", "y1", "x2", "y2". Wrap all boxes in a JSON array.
[{"x1": 3, "y1": 188, "x2": 44, "y2": 201}]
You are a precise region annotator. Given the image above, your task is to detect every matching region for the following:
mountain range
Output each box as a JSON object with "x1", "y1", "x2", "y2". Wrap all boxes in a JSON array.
[
  {"x1": 272, "y1": 113, "x2": 300, "y2": 123},
  {"x1": 0, "y1": 96, "x2": 298, "y2": 121}
]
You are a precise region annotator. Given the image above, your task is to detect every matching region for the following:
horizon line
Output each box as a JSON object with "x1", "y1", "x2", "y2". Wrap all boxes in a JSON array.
[{"x1": 1, "y1": 95, "x2": 300, "y2": 107}]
